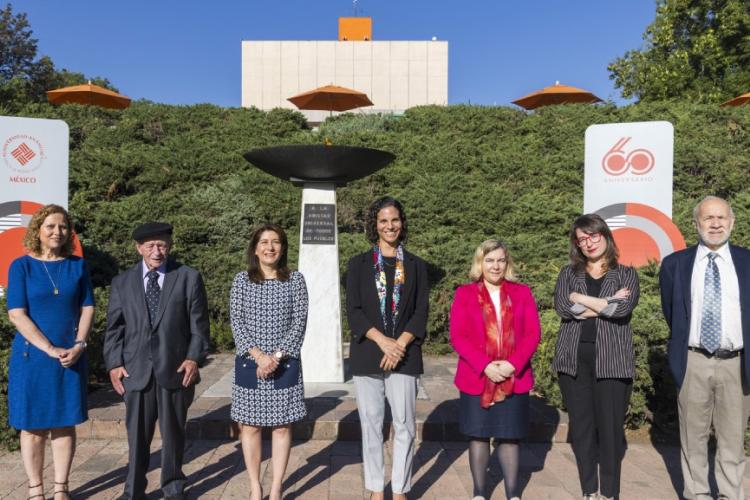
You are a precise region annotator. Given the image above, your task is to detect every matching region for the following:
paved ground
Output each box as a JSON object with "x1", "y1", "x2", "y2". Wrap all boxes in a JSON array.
[
  {"x1": 0, "y1": 437, "x2": 716, "y2": 499},
  {"x1": 2, "y1": 352, "x2": 745, "y2": 499}
]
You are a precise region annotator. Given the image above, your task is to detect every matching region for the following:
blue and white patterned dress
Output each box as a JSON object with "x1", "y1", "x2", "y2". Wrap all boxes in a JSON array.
[{"x1": 229, "y1": 270, "x2": 308, "y2": 426}]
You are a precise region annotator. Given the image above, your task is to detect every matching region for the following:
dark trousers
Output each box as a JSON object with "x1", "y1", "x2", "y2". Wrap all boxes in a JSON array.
[
  {"x1": 123, "y1": 374, "x2": 194, "y2": 499},
  {"x1": 558, "y1": 341, "x2": 632, "y2": 498}
]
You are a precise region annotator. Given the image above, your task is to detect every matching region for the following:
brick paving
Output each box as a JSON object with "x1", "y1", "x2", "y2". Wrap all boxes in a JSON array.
[
  {"x1": 2, "y1": 352, "x2": 748, "y2": 499},
  {"x1": 0, "y1": 438, "x2": 722, "y2": 499}
]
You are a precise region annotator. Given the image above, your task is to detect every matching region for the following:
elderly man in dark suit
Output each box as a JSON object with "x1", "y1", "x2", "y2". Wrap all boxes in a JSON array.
[
  {"x1": 104, "y1": 222, "x2": 210, "y2": 500},
  {"x1": 660, "y1": 196, "x2": 750, "y2": 500}
]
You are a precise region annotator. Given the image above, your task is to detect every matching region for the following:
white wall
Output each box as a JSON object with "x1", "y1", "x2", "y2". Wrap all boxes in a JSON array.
[{"x1": 241, "y1": 40, "x2": 448, "y2": 117}]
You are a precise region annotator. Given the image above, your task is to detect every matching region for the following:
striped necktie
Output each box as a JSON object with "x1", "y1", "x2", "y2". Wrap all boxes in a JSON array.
[{"x1": 700, "y1": 252, "x2": 721, "y2": 353}]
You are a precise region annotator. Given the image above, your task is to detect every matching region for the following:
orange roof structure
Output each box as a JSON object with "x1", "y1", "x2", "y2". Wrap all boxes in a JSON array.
[
  {"x1": 287, "y1": 84, "x2": 373, "y2": 113},
  {"x1": 720, "y1": 92, "x2": 750, "y2": 107},
  {"x1": 339, "y1": 17, "x2": 372, "y2": 41},
  {"x1": 512, "y1": 82, "x2": 602, "y2": 110},
  {"x1": 46, "y1": 81, "x2": 130, "y2": 109}
]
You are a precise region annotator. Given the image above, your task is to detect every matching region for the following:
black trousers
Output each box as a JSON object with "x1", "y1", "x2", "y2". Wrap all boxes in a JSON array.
[
  {"x1": 123, "y1": 374, "x2": 194, "y2": 500},
  {"x1": 558, "y1": 341, "x2": 632, "y2": 498}
]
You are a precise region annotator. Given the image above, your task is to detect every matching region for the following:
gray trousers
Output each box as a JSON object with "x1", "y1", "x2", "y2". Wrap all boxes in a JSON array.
[
  {"x1": 679, "y1": 350, "x2": 750, "y2": 500},
  {"x1": 123, "y1": 374, "x2": 194, "y2": 500},
  {"x1": 354, "y1": 373, "x2": 417, "y2": 494}
]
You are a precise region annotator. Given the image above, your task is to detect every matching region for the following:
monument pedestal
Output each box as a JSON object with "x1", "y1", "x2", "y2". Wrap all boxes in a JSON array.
[
  {"x1": 298, "y1": 183, "x2": 344, "y2": 383},
  {"x1": 243, "y1": 145, "x2": 395, "y2": 385}
]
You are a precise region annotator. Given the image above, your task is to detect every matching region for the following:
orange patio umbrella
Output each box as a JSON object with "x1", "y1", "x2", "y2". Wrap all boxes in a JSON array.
[
  {"x1": 720, "y1": 91, "x2": 750, "y2": 107},
  {"x1": 512, "y1": 81, "x2": 602, "y2": 110},
  {"x1": 287, "y1": 84, "x2": 373, "y2": 113},
  {"x1": 46, "y1": 81, "x2": 131, "y2": 109}
]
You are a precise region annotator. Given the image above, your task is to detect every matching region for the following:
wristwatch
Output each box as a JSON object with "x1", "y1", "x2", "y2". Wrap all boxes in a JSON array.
[{"x1": 74, "y1": 340, "x2": 87, "y2": 350}]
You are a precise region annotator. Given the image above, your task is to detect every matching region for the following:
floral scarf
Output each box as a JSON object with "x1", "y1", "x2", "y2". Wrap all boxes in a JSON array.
[
  {"x1": 373, "y1": 245, "x2": 405, "y2": 335},
  {"x1": 478, "y1": 280, "x2": 516, "y2": 408}
]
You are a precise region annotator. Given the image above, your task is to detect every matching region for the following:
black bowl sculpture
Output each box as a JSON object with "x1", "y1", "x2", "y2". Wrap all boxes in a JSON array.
[{"x1": 243, "y1": 145, "x2": 395, "y2": 186}]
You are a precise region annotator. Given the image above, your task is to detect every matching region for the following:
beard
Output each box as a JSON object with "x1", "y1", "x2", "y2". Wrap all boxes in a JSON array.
[{"x1": 698, "y1": 228, "x2": 730, "y2": 248}]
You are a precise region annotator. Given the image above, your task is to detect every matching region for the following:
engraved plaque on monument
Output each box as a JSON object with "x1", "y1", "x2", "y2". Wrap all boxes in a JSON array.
[
  {"x1": 302, "y1": 204, "x2": 336, "y2": 245},
  {"x1": 244, "y1": 145, "x2": 395, "y2": 383}
]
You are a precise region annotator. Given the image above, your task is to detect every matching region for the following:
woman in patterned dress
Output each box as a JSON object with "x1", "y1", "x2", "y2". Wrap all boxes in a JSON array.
[
  {"x1": 230, "y1": 223, "x2": 308, "y2": 500},
  {"x1": 7, "y1": 204, "x2": 95, "y2": 500}
]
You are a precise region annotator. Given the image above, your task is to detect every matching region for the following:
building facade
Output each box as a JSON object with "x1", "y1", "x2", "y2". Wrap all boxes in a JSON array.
[{"x1": 241, "y1": 39, "x2": 448, "y2": 120}]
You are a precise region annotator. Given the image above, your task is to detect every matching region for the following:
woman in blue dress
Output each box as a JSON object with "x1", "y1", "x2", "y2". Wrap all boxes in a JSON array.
[{"x1": 7, "y1": 204, "x2": 95, "y2": 500}]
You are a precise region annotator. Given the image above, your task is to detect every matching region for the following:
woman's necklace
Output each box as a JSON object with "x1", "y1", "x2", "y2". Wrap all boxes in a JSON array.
[{"x1": 41, "y1": 260, "x2": 63, "y2": 295}]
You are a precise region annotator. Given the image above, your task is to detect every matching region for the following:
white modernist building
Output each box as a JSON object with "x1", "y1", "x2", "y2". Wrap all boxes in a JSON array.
[{"x1": 241, "y1": 40, "x2": 448, "y2": 121}]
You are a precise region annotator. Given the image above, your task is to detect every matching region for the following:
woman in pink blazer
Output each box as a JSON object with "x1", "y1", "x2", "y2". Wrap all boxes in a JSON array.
[{"x1": 450, "y1": 240, "x2": 541, "y2": 500}]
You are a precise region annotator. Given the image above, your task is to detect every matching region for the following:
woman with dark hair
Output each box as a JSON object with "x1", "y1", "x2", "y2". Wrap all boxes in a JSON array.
[
  {"x1": 346, "y1": 196, "x2": 429, "y2": 500},
  {"x1": 7, "y1": 204, "x2": 95, "y2": 500},
  {"x1": 450, "y1": 240, "x2": 540, "y2": 500},
  {"x1": 553, "y1": 214, "x2": 640, "y2": 500},
  {"x1": 229, "y1": 223, "x2": 308, "y2": 500}
]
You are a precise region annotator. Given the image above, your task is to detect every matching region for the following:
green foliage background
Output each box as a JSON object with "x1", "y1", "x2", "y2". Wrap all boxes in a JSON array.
[
  {"x1": 608, "y1": 0, "x2": 750, "y2": 102},
  {"x1": 1, "y1": 101, "x2": 750, "y2": 448}
]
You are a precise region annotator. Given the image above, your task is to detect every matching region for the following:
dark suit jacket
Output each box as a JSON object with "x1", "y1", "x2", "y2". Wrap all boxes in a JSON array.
[
  {"x1": 659, "y1": 244, "x2": 750, "y2": 387},
  {"x1": 103, "y1": 260, "x2": 210, "y2": 391},
  {"x1": 346, "y1": 249, "x2": 429, "y2": 376}
]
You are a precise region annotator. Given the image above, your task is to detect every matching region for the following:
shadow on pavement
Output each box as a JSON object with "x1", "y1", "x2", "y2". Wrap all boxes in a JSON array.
[{"x1": 409, "y1": 396, "x2": 558, "y2": 499}]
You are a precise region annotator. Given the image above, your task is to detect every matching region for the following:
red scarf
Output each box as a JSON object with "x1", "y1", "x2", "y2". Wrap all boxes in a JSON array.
[{"x1": 478, "y1": 280, "x2": 515, "y2": 408}]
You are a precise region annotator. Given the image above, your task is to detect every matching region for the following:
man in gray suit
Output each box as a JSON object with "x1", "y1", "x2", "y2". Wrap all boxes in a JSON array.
[{"x1": 104, "y1": 222, "x2": 210, "y2": 500}]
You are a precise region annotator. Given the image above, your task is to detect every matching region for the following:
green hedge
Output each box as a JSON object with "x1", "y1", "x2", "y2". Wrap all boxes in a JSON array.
[{"x1": 1, "y1": 100, "x2": 749, "y2": 448}]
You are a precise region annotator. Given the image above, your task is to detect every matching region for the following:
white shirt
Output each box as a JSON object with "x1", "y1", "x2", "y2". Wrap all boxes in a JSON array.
[
  {"x1": 490, "y1": 289, "x2": 502, "y2": 323},
  {"x1": 141, "y1": 261, "x2": 166, "y2": 292},
  {"x1": 689, "y1": 243, "x2": 742, "y2": 350}
]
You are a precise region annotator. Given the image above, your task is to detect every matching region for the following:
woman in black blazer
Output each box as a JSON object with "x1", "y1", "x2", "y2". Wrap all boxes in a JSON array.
[
  {"x1": 346, "y1": 196, "x2": 429, "y2": 500},
  {"x1": 553, "y1": 214, "x2": 640, "y2": 500}
]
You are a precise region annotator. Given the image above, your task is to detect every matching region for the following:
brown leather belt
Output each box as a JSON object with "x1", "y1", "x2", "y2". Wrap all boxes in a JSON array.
[{"x1": 688, "y1": 346, "x2": 742, "y2": 360}]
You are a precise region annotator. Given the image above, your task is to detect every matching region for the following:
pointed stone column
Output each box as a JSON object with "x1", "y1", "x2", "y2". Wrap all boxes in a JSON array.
[{"x1": 298, "y1": 183, "x2": 344, "y2": 383}]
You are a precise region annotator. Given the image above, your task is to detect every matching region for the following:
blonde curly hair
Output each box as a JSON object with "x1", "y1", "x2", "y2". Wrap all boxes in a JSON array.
[{"x1": 23, "y1": 204, "x2": 74, "y2": 257}]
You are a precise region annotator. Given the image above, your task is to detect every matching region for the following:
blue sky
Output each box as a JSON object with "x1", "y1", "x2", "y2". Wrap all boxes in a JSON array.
[{"x1": 14, "y1": 0, "x2": 657, "y2": 108}]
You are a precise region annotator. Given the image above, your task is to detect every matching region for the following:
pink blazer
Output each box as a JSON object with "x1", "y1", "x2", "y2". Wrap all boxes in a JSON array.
[{"x1": 449, "y1": 281, "x2": 541, "y2": 395}]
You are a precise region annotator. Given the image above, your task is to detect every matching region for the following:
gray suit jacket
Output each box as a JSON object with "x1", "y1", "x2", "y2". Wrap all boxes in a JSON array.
[{"x1": 103, "y1": 259, "x2": 210, "y2": 391}]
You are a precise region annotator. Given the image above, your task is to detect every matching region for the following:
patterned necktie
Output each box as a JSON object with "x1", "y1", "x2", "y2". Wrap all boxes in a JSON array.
[
  {"x1": 700, "y1": 253, "x2": 721, "y2": 353},
  {"x1": 146, "y1": 270, "x2": 161, "y2": 325}
]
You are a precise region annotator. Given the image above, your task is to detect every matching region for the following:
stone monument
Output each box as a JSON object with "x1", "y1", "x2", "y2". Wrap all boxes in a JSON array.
[{"x1": 244, "y1": 145, "x2": 395, "y2": 383}]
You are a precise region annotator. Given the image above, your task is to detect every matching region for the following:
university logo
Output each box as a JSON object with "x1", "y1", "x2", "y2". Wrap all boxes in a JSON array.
[
  {"x1": 2, "y1": 134, "x2": 45, "y2": 173},
  {"x1": 11, "y1": 143, "x2": 36, "y2": 165},
  {"x1": 601, "y1": 137, "x2": 655, "y2": 176}
]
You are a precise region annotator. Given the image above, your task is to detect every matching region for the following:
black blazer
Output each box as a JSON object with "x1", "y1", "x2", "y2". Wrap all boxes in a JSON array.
[
  {"x1": 103, "y1": 259, "x2": 210, "y2": 391},
  {"x1": 659, "y1": 244, "x2": 750, "y2": 387},
  {"x1": 345, "y1": 248, "x2": 429, "y2": 375}
]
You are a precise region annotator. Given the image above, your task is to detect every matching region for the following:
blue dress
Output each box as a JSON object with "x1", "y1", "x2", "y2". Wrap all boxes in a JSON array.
[{"x1": 6, "y1": 255, "x2": 95, "y2": 430}]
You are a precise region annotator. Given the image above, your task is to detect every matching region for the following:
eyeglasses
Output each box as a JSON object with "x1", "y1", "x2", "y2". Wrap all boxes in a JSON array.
[{"x1": 576, "y1": 232, "x2": 602, "y2": 246}]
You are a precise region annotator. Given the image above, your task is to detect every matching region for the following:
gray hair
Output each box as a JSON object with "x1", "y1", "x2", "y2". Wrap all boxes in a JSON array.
[{"x1": 692, "y1": 196, "x2": 735, "y2": 222}]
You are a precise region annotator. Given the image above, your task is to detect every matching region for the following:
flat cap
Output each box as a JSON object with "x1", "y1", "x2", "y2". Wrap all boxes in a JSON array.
[{"x1": 132, "y1": 222, "x2": 173, "y2": 241}]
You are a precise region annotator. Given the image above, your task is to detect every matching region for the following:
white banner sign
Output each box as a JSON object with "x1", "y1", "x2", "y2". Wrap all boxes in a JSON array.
[
  {"x1": 584, "y1": 121, "x2": 673, "y2": 216},
  {"x1": 0, "y1": 116, "x2": 70, "y2": 290},
  {"x1": 584, "y1": 121, "x2": 684, "y2": 266}
]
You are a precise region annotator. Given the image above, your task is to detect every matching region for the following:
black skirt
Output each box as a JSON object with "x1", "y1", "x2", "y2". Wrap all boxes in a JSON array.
[{"x1": 458, "y1": 391, "x2": 529, "y2": 439}]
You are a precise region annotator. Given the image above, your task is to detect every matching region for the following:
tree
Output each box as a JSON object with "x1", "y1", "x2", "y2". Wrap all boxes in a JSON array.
[
  {"x1": 608, "y1": 0, "x2": 750, "y2": 103},
  {"x1": 0, "y1": 3, "x2": 37, "y2": 82},
  {"x1": 0, "y1": 3, "x2": 115, "y2": 111}
]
